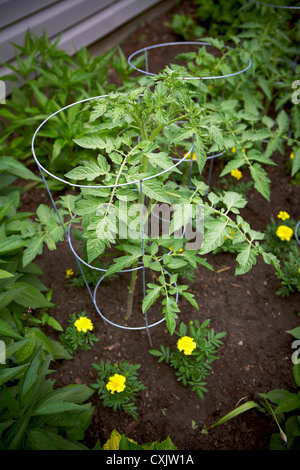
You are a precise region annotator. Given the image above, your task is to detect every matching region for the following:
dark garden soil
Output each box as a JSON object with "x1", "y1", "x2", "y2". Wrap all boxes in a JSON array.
[{"x1": 20, "y1": 0, "x2": 300, "y2": 451}]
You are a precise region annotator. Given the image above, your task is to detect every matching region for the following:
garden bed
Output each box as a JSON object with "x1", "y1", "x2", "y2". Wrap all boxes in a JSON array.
[{"x1": 17, "y1": 1, "x2": 300, "y2": 451}]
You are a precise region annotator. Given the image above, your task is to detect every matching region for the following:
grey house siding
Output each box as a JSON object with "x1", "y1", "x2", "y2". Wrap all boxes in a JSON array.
[{"x1": 0, "y1": 0, "x2": 165, "y2": 86}]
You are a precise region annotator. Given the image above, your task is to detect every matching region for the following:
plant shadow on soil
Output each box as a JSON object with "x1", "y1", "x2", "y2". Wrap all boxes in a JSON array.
[{"x1": 20, "y1": 0, "x2": 300, "y2": 450}]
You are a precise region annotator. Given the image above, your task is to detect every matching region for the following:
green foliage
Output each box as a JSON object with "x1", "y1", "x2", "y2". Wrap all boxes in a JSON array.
[
  {"x1": 0, "y1": 156, "x2": 94, "y2": 450},
  {"x1": 261, "y1": 215, "x2": 300, "y2": 297},
  {"x1": 167, "y1": 1, "x2": 300, "y2": 185},
  {"x1": 2, "y1": 27, "x2": 289, "y2": 336},
  {"x1": 194, "y1": 0, "x2": 245, "y2": 35},
  {"x1": 60, "y1": 312, "x2": 99, "y2": 355},
  {"x1": 0, "y1": 157, "x2": 64, "y2": 329},
  {"x1": 34, "y1": 74, "x2": 279, "y2": 334},
  {"x1": 275, "y1": 247, "x2": 300, "y2": 298},
  {"x1": 164, "y1": 14, "x2": 205, "y2": 40},
  {"x1": 0, "y1": 310, "x2": 71, "y2": 365},
  {"x1": 262, "y1": 216, "x2": 298, "y2": 259},
  {"x1": 1, "y1": 11, "x2": 299, "y2": 449},
  {"x1": 0, "y1": 347, "x2": 94, "y2": 450},
  {"x1": 100, "y1": 428, "x2": 178, "y2": 450},
  {"x1": 150, "y1": 319, "x2": 226, "y2": 399},
  {"x1": 0, "y1": 29, "x2": 137, "y2": 180},
  {"x1": 91, "y1": 360, "x2": 147, "y2": 420}
]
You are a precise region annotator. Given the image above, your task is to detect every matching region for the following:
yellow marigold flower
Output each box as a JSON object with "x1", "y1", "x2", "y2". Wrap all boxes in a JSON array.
[
  {"x1": 277, "y1": 211, "x2": 290, "y2": 221},
  {"x1": 231, "y1": 147, "x2": 236, "y2": 153},
  {"x1": 74, "y1": 316, "x2": 94, "y2": 333},
  {"x1": 184, "y1": 151, "x2": 196, "y2": 160},
  {"x1": 276, "y1": 225, "x2": 293, "y2": 242},
  {"x1": 177, "y1": 336, "x2": 196, "y2": 355},
  {"x1": 106, "y1": 374, "x2": 126, "y2": 394},
  {"x1": 169, "y1": 245, "x2": 183, "y2": 254},
  {"x1": 65, "y1": 268, "x2": 74, "y2": 278},
  {"x1": 231, "y1": 168, "x2": 242, "y2": 180},
  {"x1": 290, "y1": 152, "x2": 294, "y2": 159}
]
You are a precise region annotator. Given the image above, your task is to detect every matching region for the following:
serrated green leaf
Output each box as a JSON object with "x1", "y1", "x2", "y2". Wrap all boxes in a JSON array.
[
  {"x1": 181, "y1": 290, "x2": 199, "y2": 310},
  {"x1": 74, "y1": 195, "x2": 106, "y2": 215},
  {"x1": 23, "y1": 235, "x2": 45, "y2": 267},
  {"x1": 220, "y1": 158, "x2": 245, "y2": 177},
  {"x1": 104, "y1": 254, "x2": 141, "y2": 277},
  {"x1": 166, "y1": 258, "x2": 188, "y2": 269},
  {"x1": 36, "y1": 204, "x2": 55, "y2": 225},
  {"x1": 142, "y1": 284, "x2": 162, "y2": 313},
  {"x1": 65, "y1": 161, "x2": 104, "y2": 181},
  {"x1": 146, "y1": 151, "x2": 174, "y2": 171},
  {"x1": 265, "y1": 135, "x2": 281, "y2": 159},
  {"x1": 249, "y1": 163, "x2": 270, "y2": 201},
  {"x1": 200, "y1": 218, "x2": 229, "y2": 254},
  {"x1": 140, "y1": 179, "x2": 171, "y2": 204},
  {"x1": 291, "y1": 147, "x2": 300, "y2": 177},
  {"x1": 277, "y1": 110, "x2": 290, "y2": 135},
  {"x1": 73, "y1": 135, "x2": 106, "y2": 149},
  {"x1": 163, "y1": 296, "x2": 179, "y2": 335},
  {"x1": 222, "y1": 191, "x2": 247, "y2": 212},
  {"x1": 235, "y1": 245, "x2": 258, "y2": 275},
  {"x1": 87, "y1": 237, "x2": 105, "y2": 264}
]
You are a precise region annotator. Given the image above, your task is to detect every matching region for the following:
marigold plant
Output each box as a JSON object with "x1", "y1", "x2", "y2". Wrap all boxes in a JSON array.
[
  {"x1": 275, "y1": 247, "x2": 300, "y2": 298},
  {"x1": 60, "y1": 312, "x2": 99, "y2": 354},
  {"x1": 91, "y1": 360, "x2": 146, "y2": 420},
  {"x1": 150, "y1": 319, "x2": 226, "y2": 399},
  {"x1": 262, "y1": 217, "x2": 298, "y2": 259}
]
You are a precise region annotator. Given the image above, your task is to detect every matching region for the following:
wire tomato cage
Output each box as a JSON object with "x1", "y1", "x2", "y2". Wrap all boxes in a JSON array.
[
  {"x1": 31, "y1": 94, "x2": 200, "y2": 345},
  {"x1": 128, "y1": 41, "x2": 252, "y2": 189},
  {"x1": 251, "y1": 0, "x2": 300, "y2": 9},
  {"x1": 244, "y1": 0, "x2": 300, "y2": 71},
  {"x1": 296, "y1": 220, "x2": 300, "y2": 246}
]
